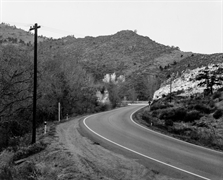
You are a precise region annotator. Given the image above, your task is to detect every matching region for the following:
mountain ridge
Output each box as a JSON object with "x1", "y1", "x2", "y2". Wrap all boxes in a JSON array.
[{"x1": 1, "y1": 23, "x2": 223, "y2": 99}]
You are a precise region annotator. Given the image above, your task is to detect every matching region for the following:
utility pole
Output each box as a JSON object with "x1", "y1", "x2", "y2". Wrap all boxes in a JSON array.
[
  {"x1": 30, "y1": 23, "x2": 41, "y2": 144},
  {"x1": 58, "y1": 102, "x2": 61, "y2": 122}
]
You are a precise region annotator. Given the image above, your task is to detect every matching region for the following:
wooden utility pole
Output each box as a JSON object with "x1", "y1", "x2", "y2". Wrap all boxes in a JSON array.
[
  {"x1": 58, "y1": 102, "x2": 61, "y2": 122},
  {"x1": 30, "y1": 23, "x2": 41, "y2": 144}
]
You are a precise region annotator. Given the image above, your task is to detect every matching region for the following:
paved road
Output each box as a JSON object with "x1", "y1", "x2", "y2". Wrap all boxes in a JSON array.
[{"x1": 82, "y1": 105, "x2": 223, "y2": 180}]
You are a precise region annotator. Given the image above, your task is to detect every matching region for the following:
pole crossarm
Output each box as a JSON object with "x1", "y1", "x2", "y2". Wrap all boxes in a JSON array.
[{"x1": 29, "y1": 23, "x2": 41, "y2": 31}]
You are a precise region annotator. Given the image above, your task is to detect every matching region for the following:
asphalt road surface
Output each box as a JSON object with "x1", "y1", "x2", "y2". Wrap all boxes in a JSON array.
[{"x1": 82, "y1": 105, "x2": 223, "y2": 180}]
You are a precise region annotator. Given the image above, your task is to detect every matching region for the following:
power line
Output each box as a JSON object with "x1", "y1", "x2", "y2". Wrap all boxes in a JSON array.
[
  {"x1": 41, "y1": 25, "x2": 86, "y2": 37},
  {"x1": 2, "y1": 21, "x2": 86, "y2": 37}
]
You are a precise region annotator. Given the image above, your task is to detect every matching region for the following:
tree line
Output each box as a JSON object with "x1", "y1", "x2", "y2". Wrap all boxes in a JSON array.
[
  {"x1": 0, "y1": 45, "x2": 102, "y2": 149},
  {"x1": 0, "y1": 42, "x2": 154, "y2": 150}
]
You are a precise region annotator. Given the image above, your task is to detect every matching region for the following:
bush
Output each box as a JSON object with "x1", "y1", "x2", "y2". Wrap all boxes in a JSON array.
[
  {"x1": 213, "y1": 91, "x2": 222, "y2": 99},
  {"x1": 141, "y1": 111, "x2": 152, "y2": 124},
  {"x1": 150, "y1": 103, "x2": 173, "y2": 111},
  {"x1": 159, "y1": 109, "x2": 175, "y2": 120},
  {"x1": 23, "y1": 161, "x2": 39, "y2": 179},
  {"x1": 183, "y1": 110, "x2": 202, "y2": 122},
  {"x1": 151, "y1": 110, "x2": 159, "y2": 117},
  {"x1": 193, "y1": 104, "x2": 211, "y2": 114},
  {"x1": 13, "y1": 141, "x2": 46, "y2": 162},
  {"x1": 213, "y1": 109, "x2": 223, "y2": 119},
  {"x1": 217, "y1": 87, "x2": 223, "y2": 92},
  {"x1": 0, "y1": 165, "x2": 13, "y2": 180},
  {"x1": 0, "y1": 150, "x2": 14, "y2": 180},
  {"x1": 172, "y1": 108, "x2": 187, "y2": 121},
  {"x1": 158, "y1": 108, "x2": 186, "y2": 122},
  {"x1": 165, "y1": 119, "x2": 173, "y2": 126},
  {"x1": 95, "y1": 103, "x2": 111, "y2": 112},
  {"x1": 0, "y1": 128, "x2": 9, "y2": 151}
]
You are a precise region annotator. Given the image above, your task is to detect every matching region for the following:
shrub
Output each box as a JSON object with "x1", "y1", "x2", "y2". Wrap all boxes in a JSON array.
[
  {"x1": 150, "y1": 103, "x2": 173, "y2": 111},
  {"x1": 217, "y1": 87, "x2": 223, "y2": 92},
  {"x1": 0, "y1": 165, "x2": 13, "y2": 180},
  {"x1": 165, "y1": 119, "x2": 173, "y2": 126},
  {"x1": 208, "y1": 101, "x2": 215, "y2": 109},
  {"x1": 193, "y1": 104, "x2": 211, "y2": 114},
  {"x1": 151, "y1": 110, "x2": 159, "y2": 118},
  {"x1": 13, "y1": 141, "x2": 46, "y2": 162},
  {"x1": 95, "y1": 103, "x2": 111, "y2": 112},
  {"x1": 158, "y1": 108, "x2": 186, "y2": 122},
  {"x1": 213, "y1": 91, "x2": 222, "y2": 99},
  {"x1": 17, "y1": 161, "x2": 39, "y2": 180},
  {"x1": 159, "y1": 109, "x2": 175, "y2": 120},
  {"x1": 183, "y1": 110, "x2": 202, "y2": 122},
  {"x1": 213, "y1": 109, "x2": 223, "y2": 119},
  {"x1": 172, "y1": 108, "x2": 187, "y2": 121},
  {"x1": 0, "y1": 128, "x2": 9, "y2": 151},
  {"x1": 0, "y1": 150, "x2": 14, "y2": 180},
  {"x1": 190, "y1": 129, "x2": 199, "y2": 140},
  {"x1": 141, "y1": 111, "x2": 153, "y2": 124}
]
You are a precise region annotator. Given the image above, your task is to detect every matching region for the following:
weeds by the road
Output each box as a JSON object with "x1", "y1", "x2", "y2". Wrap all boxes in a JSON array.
[{"x1": 134, "y1": 92, "x2": 223, "y2": 152}]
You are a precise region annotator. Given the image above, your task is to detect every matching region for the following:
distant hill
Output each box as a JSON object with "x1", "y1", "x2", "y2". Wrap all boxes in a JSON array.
[
  {"x1": 0, "y1": 23, "x2": 47, "y2": 45},
  {"x1": 1, "y1": 23, "x2": 223, "y2": 99},
  {"x1": 37, "y1": 30, "x2": 182, "y2": 98}
]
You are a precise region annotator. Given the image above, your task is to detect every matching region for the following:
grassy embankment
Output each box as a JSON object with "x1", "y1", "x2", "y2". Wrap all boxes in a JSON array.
[
  {"x1": 133, "y1": 89, "x2": 223, "y2": 152},
  {"x1": 0, "y1": 120, "x2": 58, "y2": 180}
]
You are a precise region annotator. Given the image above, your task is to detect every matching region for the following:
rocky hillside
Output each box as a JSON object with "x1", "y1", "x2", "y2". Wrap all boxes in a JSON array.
[
  {"x1": 1, "y1": 23, "x2": 223, "y2": 99},
  {"x1": 154, "y1": 63, "x2": 223, "y2": 100},
  {"x1": 37, "y1": 30, "x2": 193, "y2": 99}
]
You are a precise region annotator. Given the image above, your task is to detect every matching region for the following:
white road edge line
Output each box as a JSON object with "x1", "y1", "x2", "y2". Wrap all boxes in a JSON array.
[
  {"x1": 83, "y1": 107, "x2": 211, "y2": 180},
  {"x1": 130, "y1": 105, "x2": 223, "y2": 155}
]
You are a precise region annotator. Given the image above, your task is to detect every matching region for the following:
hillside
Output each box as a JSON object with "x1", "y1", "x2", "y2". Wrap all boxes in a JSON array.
[
  {"x1": 1, "y1": 23, "x2": 223, "y2": 100},
  {"x1": 159, "y1": 53, "x2": 223, "y2": 78},
  {"x1": 37, "y1": 30, "x2": 187, "y2": 99},
  {"x1": 0, "y1": 23, "x2": 47, "y2": 45},
  {"x1": 132, "y1": 62, "x2": 223, "y2": 152},
  {"x1": 38, "y1": 30, "x2": 177, "y2": 77},
  {"x1": 153, "y1": 63, "x2": 223, "y2": 100},
  {"x1": 37, "y1": 30, "x2": 223, "y2": 99},
  {"x1": 135, "y1": 63, "x2": 223, "y2": 152}
]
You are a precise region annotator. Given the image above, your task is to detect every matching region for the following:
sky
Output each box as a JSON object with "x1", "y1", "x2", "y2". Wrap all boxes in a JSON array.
[{"x1": 0, "y1": 0, "x2": 222, "y2": 54}]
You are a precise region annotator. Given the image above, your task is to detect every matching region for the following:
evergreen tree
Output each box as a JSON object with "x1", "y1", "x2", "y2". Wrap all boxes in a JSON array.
[{"x1": 196, "y1": 66, "x2": 223, "y2": 95}]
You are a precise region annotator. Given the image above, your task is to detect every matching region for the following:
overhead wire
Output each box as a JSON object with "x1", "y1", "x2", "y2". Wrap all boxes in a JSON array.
[
  {"x1": 2, "y1": 21, "x2": 86, "y2": 38},
  {"x1": 40, "y1": 25, "x2": 86, "y2": 37}
]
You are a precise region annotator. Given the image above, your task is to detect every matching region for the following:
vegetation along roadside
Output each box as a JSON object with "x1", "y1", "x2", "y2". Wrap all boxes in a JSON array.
[{"x1": 133, "y1": 89, "x2": 223, "y2": 152}]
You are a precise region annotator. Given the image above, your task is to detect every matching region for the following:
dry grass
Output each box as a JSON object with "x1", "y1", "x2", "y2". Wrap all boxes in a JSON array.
[
  {"x1": 0, "y1": 116, "x2": 183, "y2": 180},
  {"x1": 135, "y1": 95, "x2": 223, "y2": 152}
]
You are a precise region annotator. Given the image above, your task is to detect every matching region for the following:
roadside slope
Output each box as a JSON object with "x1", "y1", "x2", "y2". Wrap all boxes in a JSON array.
[{"x1": 24, "y1": 116, "x2": 180, "y2": 180}]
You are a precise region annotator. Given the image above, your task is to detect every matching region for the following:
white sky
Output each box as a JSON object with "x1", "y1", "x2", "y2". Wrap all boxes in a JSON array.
[{"x1": 0, "y1": 0, "x2": 222, "y2": 54}]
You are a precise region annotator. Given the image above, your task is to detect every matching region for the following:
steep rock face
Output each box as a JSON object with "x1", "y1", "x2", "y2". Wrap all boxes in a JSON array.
[{"x1": 153, "y1": 63, "x2": 223, "y2": 100}]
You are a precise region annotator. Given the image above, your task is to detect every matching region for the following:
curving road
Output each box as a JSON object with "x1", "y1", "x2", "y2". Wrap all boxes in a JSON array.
[{"x1": 81, "y1": 105, "x2": 223, "y2": 180}]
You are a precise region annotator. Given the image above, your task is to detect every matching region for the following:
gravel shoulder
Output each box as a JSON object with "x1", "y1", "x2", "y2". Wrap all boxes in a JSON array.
[{"x1": 24, "y1": 115, "x2": 183, "y2": 180}]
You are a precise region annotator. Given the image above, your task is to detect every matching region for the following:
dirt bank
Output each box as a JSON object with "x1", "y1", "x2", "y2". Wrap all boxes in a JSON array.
[{"x1": 17, "y1": 116, "x2": 181, "y2": 180}]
